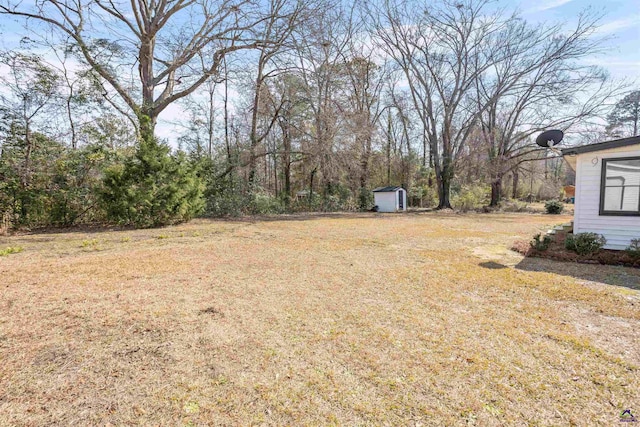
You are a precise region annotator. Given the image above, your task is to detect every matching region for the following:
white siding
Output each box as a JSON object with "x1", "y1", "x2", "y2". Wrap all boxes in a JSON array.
[
  {"x1": 374, "y1": 190, "x2": 407, "y2": 212},
  {"x1": 374, "y1": 192, "x2": 397, "y2": 212},
  {"x1": 574, "y1": 146, "x2": 640, "y2": 250}
]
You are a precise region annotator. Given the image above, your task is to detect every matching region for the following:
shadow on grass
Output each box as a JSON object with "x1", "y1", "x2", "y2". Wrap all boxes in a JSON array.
[
  {"x1": 2, "y1": 211, "x2": 439, "y2": 237},
  {"x1": 233, "y1": 209, "x2": 564, "y2": 225},
  {"x1": 4, "y1": 223, "x2": 137, "y2": 237},
  {"x1": 479, "y1": 261, "x2": 509, "y2": 270},
  {"x1": 225, "y1": 209, "x2": 444, "y2": 224},
  {"x1": 514, "y1": 256, "x2": 640, "y2": 291},
  {"x1": 2, "y1": 209, "x2": 564, "y2": 238}
]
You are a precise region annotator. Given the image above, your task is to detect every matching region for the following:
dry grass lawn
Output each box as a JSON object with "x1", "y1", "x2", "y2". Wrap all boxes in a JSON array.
[{"x1": 1, "y1": 212, "x2": 639, "y2": 426}]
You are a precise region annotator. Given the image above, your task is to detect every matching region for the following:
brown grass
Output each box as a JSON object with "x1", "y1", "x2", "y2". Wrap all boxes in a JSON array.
[{"x1": 1, "y1": 212, "x2": 639, "y2": 426}]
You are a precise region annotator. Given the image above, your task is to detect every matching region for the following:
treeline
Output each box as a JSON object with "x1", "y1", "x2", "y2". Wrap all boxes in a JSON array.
[{"x1": 0, "y1": 0, "x2": 633, "y2": 229}]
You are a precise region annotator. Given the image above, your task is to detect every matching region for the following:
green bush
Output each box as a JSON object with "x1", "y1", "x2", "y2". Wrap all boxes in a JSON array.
[
  {"x1": 358, "y1": 187, "x2": 374, "y2": 211},
  {"x1": 251, "y1": 192, "x2": 285, "y2": 215},
  {"x1": 48, "y1": 145, "x2": 115, "y2": 226},
  {"x1": 452, "y1": 184, "x2": 489, "y2": 212},
  {"x1": 409, "y1": 184, "x2": 437, "y2": 208},
  {"x1": 544, "y1": 200, "x2": 564, "y2": 214},
  {"x1": 201, "y1": 163, "x2": 253, "y2": 217},
  {"x1": 625, "y1": 238, "x2": 640, "y2": 258},
  {"x1": 423, "y1": 186, "x2": 438, "y2": 208},
  {"x1": 565, "y1": 232, "x2": 606, "y2": 256},
  {"x1": 530, "y1": 233, "x2": 552, "y2": 251},
  {"x1": 321, "y1": 182, "x2": 355, "y2": 212},
  {"x1": 100, "y1": 138, "x2": 204, "y2": 227},
  {"x1": 201, "y1": 165, "x2": 286, "y2": 216},
  {"x1": 289, "y1": 192, "x2": 321, "y2": 212},
  {"x1": 0, "y1": 133, "x2": 112, "y2": 229}
]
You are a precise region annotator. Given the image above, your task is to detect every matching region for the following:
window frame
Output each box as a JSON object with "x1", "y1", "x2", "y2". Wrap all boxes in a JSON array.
[{"x1": 599, "y1": 156, "x2": 640, "y2": 216}]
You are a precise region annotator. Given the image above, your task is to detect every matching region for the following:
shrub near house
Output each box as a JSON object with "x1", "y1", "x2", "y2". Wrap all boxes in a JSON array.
[
  {"x1": 516, "y1": 230, "x2": 640, "y2": 267},
  {"x1": 565, "y1": 233, "x2": 606, "y2": 256},
  {"x1": 626, "y1": 238, "x2": 640, "y2": 258}
]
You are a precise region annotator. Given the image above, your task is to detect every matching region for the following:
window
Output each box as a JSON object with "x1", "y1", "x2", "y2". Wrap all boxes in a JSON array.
[{"x1": 600, "y1": 157, "x2": 640, "y2": 216}]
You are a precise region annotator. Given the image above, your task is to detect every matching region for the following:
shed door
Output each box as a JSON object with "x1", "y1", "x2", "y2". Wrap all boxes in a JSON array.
[{"x1": 398, "y1": 190, "x2": 404, "y2": 209}]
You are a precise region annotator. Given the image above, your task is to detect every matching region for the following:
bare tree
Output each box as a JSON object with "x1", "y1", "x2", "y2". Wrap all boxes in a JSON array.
[
  {"x1": 370, "y1": 0, "x2": 624, "y2": 208},
  {"x1": 473, "y1": 13, "x2": 621, "y2": 206},
  {"x1": 177, "y1": 73, "x2": 222, "y2": 159},
  {"x1": 263, "y1": 72, "x2": 308, "y2": 204},
  {"x1": 292, "y1": 0, "x2": 355, "y2": 199},
  {"x1": 390, "y1": 79, "x2": 421, "y2": 186},
  {"x1": 339, "y1": 35, "x2": 388, "y2": 202},
  {"x1": 1, "y1": 0, "x2": 299, "y2": 142},
  {"x1": 371, "y1": 0, "x2": 516, "y2": 208},
  {"x1": 246, "y1": 0, "x2": 302, "y2": 186}
]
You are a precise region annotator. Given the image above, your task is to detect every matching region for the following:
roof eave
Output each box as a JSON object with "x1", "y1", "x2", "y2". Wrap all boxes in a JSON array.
[
  {"x1": 560, "y1": 135, "x2": 640, "y2": 156},
  {"x1": 373, "y1": 186, "x2": 402, "y2": 193},
  {"x1": 563, "y1": 153, "x2": 577, "y2": 171}
]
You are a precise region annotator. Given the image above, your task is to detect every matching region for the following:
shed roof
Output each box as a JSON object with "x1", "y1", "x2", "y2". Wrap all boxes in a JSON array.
[
  {"x1": 561, "y1": 135, "x2": 640, "y2": 156},
  {"x1": 373, "y1": 186, "x2": 403, "y2": 193}
]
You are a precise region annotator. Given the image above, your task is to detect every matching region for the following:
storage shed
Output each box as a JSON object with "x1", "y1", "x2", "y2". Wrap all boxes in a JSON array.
[
  {"x1": 562, "y1": 135, "x2": 640, "y2": 250},
  {"x1": 373, "y1": 186, "x2": 407, "y2": 212}
]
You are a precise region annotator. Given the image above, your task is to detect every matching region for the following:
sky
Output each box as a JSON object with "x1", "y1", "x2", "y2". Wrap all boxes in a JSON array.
[
  {"x1": 156, "y1": 0, "x2": 640, "y2": 143},
  {"x1": 514, "y1": 0, "x2": 640, "y2": 81},
  {"x1": 0, "y1": 0, "x2": 638, "y2": 144}
]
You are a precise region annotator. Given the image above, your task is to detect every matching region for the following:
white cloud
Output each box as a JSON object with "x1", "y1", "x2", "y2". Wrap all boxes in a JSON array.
[
  {"x1": 580, "y1": 56, "x2": 640, "y2": 80},
  {"x1": 595, "y1": 16, "x2": 640, "y2": 35},
  {"x1": 523, "y1": 0, "x2": 574, "y2": 13}
]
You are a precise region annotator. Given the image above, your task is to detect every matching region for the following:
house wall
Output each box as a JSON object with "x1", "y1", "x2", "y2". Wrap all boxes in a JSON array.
[
  {"x1": 374, "y1": 192, "x2": 398, "y2": 212},
  {"x1": 574, "y1": 145, "x2": 640, "y2": 250}
]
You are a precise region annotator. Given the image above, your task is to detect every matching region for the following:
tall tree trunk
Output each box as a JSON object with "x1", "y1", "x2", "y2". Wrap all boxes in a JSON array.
[
  {"x1": 284, "y1": 159, "x2": 291, "y2": 207},
  {"x1": 264, "y1": 148, "x2": 269, "y2": 191},
  {"x1": 309, "y1": 167, "x2": 317, "y2": 209},
  {"x1": 208, "y1": 86, "x2": 215, "y2": 159},
  {"x1": 223, "y1": 59, "x2": 231, "y2": 165},
  {"x1": 436, "y1": 172, "x2": 452, "y2": 210},
  {"x1": 437, "y1": 128, "x2": 453, "y2": 209},
  {"x1": 428, "y1": 149, "x2": 434, "y2": 187},
  {"x1": 316, "y1": 99, "x2": 332, "y2": 196},
  {"x1": 512, "y1": 169, "x2": 520, "y2": 199},
  {"x1": 386, "y1": 111, "x2": 392, "y2": 184},
  {"x1": 66, "y1": 94, "x2": 77, "y2": 149},
  {"x1": 249, "y1": 52, "x2": 266, "y2": 186},
  {"x1": 20, "y1": 119, "x2": 33, "y2": 223},
  {"x1": 490, "y1": 176, "x2": 502, "y2": 207},
  {"x1": 280, "y1": 118, "x2": 292, "y2": 207},
  {"x1": 22, "y1": 120, "x2": 32, "y2": 189},
  {"x1": 138, "y1": 34, "x2": 156, "y2": 143},
  {"x1": 422, "y1": 131, "x2": 427, "y2": 168},
  {"x1": 273, "y1": 150, "x2": 278, "y2": 197},
  {"x1": 437, "y1": 154, "x2": 453, "y2": 210},
  {"x1": 359, "y1": 135, "x2": 371, "y2": 190}
]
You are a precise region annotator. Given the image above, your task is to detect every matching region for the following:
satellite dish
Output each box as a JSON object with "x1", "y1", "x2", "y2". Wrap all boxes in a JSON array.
[{"x1": 536, "y1": 129, "x2": 564, "y2": 148}]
